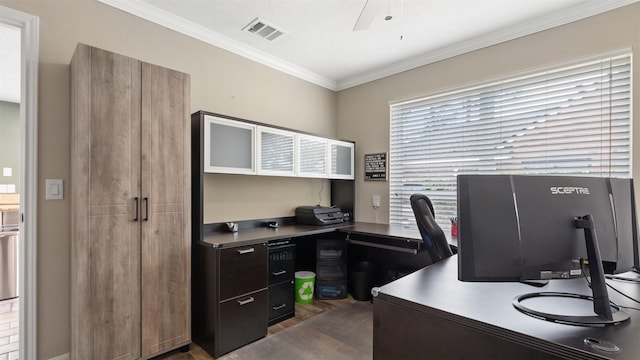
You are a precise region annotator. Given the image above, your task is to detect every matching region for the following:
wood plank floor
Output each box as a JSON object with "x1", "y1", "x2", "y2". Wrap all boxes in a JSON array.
[{"x1": 156, "y1": 296, "x2": 371, "y2": 360}]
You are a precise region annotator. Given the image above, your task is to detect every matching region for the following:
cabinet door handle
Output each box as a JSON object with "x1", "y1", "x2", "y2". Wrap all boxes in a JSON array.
[
  {"x1": 272, "y1": 304, "x2": 286, "y2": 311},
  {"x1": 272, "y1": 270, "x2": 286, "y2": 276},
  {"x1": 134, "y1": 197, "x2": 139, "y2": 221},
  {"x1": 237, "y1": 297, "x2": 255, "y2": 306},
  {"x1": 143, "y1": 197, "x2": 149, "y2": 221},
  {"x1": 237, "y1": 248, "x2": 255, "y2": 255}
]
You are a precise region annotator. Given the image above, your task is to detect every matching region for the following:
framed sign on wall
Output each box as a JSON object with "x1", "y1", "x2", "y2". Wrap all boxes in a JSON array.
[{"x1": 364, "y1": 152, "x2": 387, "y2": 181}]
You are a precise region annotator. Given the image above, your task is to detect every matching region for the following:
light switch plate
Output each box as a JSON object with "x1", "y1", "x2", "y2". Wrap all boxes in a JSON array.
[{"x1": 46, "y1": 179, "x2": 63, "y2": 200}]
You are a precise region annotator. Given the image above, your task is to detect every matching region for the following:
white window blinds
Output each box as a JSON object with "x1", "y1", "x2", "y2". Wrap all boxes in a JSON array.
[{"x1": 389, "y1": 54, "x2": 632, "y2": 232}]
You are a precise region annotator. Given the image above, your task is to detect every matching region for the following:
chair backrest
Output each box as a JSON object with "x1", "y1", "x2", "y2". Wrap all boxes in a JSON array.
[{"x1": 410, "y1": 194, "x2": 453, "y2": 263}]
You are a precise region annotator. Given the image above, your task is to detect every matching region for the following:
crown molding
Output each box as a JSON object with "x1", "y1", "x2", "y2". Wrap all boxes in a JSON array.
[
  {"x1": 336, "y1": 0, "x2": 640, "y2": 90},
  {"x1": 99, "y1": 0, "x2": 638, "y2": 92},
  {"x1": 97, "y1": 0, "x2": 338, "y2": 90}
]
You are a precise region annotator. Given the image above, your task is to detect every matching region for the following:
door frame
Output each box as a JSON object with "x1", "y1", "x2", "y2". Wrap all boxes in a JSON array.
[{"x1": 0, "y1": 5, "x2": 39, "y2": 360}]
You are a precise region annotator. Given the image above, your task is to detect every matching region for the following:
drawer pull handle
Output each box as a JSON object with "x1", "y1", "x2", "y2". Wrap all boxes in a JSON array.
[
  {"x1": 272, "y1": 270, "x2": 287, "y2": 276},
  {"x1": 237, "y1": 297, "x2": 255, "y2": 306},
  {"x1": 237, "y1": 248, "x2": 255, "y2": 255},
  {"x1": 272, "y1": 304, "x2": 286, "y2": 310}
]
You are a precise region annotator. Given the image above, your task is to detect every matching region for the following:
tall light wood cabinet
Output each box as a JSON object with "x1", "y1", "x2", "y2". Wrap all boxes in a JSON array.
[{"x1": 71, "y1": 43, "x2": 191, "y2": 359}]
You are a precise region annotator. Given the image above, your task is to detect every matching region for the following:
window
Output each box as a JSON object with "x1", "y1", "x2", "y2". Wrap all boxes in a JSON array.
[{"x1": 390, "y1": 54, "x2": 632, "y2": 232}]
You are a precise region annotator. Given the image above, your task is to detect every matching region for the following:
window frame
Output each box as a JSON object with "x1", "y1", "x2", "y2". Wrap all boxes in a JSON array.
[{"x1": 389, "y1": 53, "x2": 633, "y2": 232}]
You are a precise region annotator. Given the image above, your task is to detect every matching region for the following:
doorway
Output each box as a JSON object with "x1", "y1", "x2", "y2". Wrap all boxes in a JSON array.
[
  {"x1": 0, "y1": 76, "x2": 21, "y2": 358},
  {"x1": 0, "y1": 5, "x2": 38, "y2": 360}
]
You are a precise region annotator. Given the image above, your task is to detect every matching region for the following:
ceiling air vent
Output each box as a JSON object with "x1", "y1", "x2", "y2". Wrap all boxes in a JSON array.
[{"x1": 242, "y1": 18, "x2": 284, "y2": 42}]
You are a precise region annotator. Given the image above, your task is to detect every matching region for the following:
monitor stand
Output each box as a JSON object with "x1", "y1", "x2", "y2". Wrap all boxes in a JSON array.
[
  {"x1": 520, "y1": 279, "x2": 549, "y2": 287},
  {"x1": 606, "y1": 271, "x2": 640, "y2": 283},
  {"x1": 513, "y1": 214, "x2": 630, "y2": 326}
]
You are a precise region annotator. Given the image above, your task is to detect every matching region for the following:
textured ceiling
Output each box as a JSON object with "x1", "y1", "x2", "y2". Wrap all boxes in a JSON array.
[{"x1": 101, "y1": 0, "x2": 639, "y2": 90}]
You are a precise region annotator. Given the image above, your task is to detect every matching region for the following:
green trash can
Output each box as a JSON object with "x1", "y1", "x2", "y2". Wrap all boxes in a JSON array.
[{"x1": 294, "y1": 271, "x2": 315, "y2": 303}]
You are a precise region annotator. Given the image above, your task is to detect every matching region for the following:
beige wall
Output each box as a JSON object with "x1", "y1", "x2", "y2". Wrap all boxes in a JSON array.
[
  {"x1": 0, "y1": 0, "x2": 336, "y2": 358},
  {"x1": 2, "y1": 0, "x2": 639, "y2": 358},
  {"x1": 337, "y1": 3, "x2": 640, "y2": 224}
]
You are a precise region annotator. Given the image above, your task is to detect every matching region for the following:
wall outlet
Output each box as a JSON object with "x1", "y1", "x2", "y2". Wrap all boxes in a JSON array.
[{"x1": 372, "y1": 195, "x2": 381, "y2": 208}]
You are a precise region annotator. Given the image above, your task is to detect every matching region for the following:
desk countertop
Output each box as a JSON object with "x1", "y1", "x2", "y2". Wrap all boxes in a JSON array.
[
  {"x1": 200, "y1": 222, "x2": 350, "y2": 248},
  {"x1": 341, "y1": 222, "x2": 457, "y2": 248},
  {"x1": 376, "y1": 256, "x2": 640, "y2": 359},
  {"x1": 199, "y1": 221, "x2": 444, "y2": 248},
  {"x1": 340, "y1": 222, "x2": 420, "y2": 242}
]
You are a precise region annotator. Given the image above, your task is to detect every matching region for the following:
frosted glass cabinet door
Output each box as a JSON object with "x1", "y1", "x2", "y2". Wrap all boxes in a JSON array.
[
  {"x1": 257, "y1": 126, "x2": 296, "y2": 176},
  {"x1": 297, "y1": 134, "x2": 328, "y2": 178},
  {"x1": 329, "y1": 140, "x2": 355, "y2": 180},
  {"x1": 204, "y1": 115, "x2": 256, "y2": 174}
]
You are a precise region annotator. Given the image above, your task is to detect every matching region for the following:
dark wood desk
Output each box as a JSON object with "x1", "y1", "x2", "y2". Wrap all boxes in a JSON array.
[
  {"x1": 200, "y1": 221, "x2": 455, "y2": 256},
  {"x1": 194, "y1": 221, "x2": 435, "y2": 357},
  {"x1": 200, "y1": 222, "x2": 432, "y2": 248},
  {"x1": 373, "y1": 256, "x2": 640, "y2": 359},
  {"x1": 343, "y1": 223, "x2": 424, "y2": 254},
  {"x1": 199, "y1": 221, "x2": 453, "y2": 289},
  {"x1": 200, "y1": 222, "x2": 352, "y2": 248}
]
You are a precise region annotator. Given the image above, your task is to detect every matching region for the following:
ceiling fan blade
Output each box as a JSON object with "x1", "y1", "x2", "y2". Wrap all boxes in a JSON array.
[{"x1": 353, "y1": 0, "x2": 382, "y2": 31}]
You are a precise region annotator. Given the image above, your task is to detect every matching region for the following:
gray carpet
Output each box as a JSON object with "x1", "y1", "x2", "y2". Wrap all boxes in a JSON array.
[{"x1": 220, "y1": 301, "x2": 373, "y2": 360}]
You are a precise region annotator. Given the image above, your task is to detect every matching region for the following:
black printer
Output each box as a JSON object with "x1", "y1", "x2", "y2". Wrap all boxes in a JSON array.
[{"x1": 295, "y1": 206, "x2": 344, "y2": 226}]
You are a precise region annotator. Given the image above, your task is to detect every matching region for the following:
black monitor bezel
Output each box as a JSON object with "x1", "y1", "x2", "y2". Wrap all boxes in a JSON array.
[{"x1": 457, "y1": 175, "x2": 638, "y2": 282}]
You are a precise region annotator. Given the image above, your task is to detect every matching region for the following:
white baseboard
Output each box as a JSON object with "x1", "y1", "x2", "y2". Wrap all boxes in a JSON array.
[{"x1": 48, "y1": 353, "x2": 70, "y2": 360}]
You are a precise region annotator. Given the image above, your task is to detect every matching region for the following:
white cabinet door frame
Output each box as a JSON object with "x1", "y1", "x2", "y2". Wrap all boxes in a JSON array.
[
  {"x1": 256, "y1": 126, "x2": 296, "y2": 177},
  {"x1": 203, "y1": 115, "x2": 355, "y2": 180},
  {"x1": 297, "y1": 134, "x2": 329, "y2": 178},
  {"x1": 204, "y1": 115, "x2": 256, "y2": 175},
  {"x1": 329, "y1": 140, "x2": 355, "y2": 180}
]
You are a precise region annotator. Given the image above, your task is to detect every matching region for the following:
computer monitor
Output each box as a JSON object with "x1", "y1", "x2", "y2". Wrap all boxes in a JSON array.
[
  {"x1": 457, "y1": 174, "x2": 636, "y2": 326},
  {"x1": 457, "y1": 175, "x2": 637, "y2": 282},
  {"x1": 608, "y1": 178, "x2": 640, "y2": 275}
]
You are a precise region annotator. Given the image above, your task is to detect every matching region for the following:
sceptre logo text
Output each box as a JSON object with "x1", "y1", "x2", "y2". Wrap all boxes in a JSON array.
[{"x1": 550, "y1": 186, "x2": 590, "y2": 195}]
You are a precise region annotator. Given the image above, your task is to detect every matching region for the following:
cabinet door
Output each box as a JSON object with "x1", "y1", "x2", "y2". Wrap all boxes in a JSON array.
[
  {"x1": 297, "y1": 134, "x2": 328, "y2": 178},
  {"x1": 71, "y1": 44, "x2": 141, "y2": 360},
  {"x1": 204, "y1": 115, "x2": 256, "y2": 174},
  {"x1": 257, "y1": 126, "x2": 296, "y2": 176},
  {"x1": 329, "y1": 140, "x2": 355, "y2": 179},
  {"x1": 140, "y1": 62, "x2": 191, "y2": 357}
]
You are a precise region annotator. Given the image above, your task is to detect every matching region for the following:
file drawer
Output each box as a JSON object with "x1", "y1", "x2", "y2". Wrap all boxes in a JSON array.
[
  {"x1": 268, "y1": 280, "x2": 295, "y2": 325},
  {"x1": 218, "y1": 289, "x2": 268, "y2": 356},
  {"x1": 219, "y1": 243, "x2": 268, "y2": 301},
  {"x1": 268, "y1": 243, "x2": 295, "y2": 285}
]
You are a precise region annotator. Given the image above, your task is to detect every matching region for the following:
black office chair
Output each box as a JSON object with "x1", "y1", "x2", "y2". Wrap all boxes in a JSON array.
[{"x1": 410, "y1": 194, "x2": 453, "y2": 262}]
